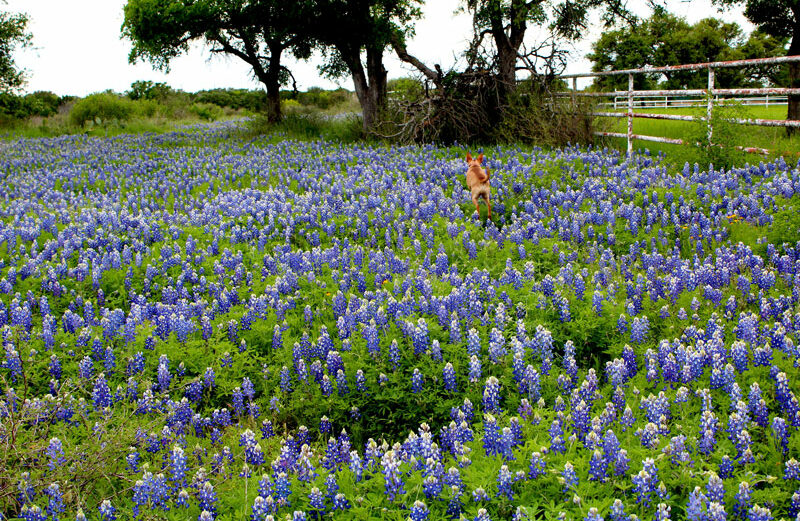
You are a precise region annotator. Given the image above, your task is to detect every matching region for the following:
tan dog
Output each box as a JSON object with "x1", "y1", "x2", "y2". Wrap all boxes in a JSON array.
[{"x1": 465, "y1": 152, "x2": 491, "y2": 218}]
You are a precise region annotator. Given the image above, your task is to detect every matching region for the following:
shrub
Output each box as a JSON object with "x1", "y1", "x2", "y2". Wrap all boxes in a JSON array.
[
  {"x1": 387, "y1": 77, "x2": 425, "y2": 103},
  {"x1": 69, "y1": 93, "x2": 135, "y2": 127},
  {"x1": 189, "y1": 102, "x2": 223, "y2": 121},
  {"x1": 0, "y1": 91, "x2": 61, "y2": 120},
  {"x1": 0, "y1": 92, "x2": 28, "y2": 119},
  {"x1": 23, "y1": 91, "x2": 61, "y2": 117},
  {"x1": 127, "y1": 80, "x2": 173, "y2": 101},
  {"x1": 495, "y1": 80, "x2": 597, "y2": 147}
]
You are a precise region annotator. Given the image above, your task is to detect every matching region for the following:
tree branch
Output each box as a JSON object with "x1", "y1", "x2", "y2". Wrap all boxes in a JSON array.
[{"x1": 389, "y1": 32, "x2": 442, "y2": 87}]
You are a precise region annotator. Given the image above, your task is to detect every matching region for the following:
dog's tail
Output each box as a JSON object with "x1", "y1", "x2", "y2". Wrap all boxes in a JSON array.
[{"x1": 483, "y1": 167, "x2": 491, "y2": 182}]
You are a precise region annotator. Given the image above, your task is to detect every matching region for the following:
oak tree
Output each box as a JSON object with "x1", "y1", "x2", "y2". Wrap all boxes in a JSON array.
[
  {"x1": 0, "y1": 2, "x2": 31, "y2": 93},
  {"x1": 122, "y1": 0, "x2": 315, "y2": 122}
]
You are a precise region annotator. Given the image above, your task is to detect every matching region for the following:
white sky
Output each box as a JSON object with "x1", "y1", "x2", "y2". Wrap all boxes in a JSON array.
[{"x1": 5, "y1": 0, "x2": 752, "y2": 96}]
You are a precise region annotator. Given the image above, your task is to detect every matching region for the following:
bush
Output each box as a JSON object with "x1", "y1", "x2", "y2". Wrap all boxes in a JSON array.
[
  {"x1": 284, "y1": 87, "x2": 353, "y2": 111},
  {"x1": 127, "y1": 80, "x2": 173, "y2": 101},
  {"x1": 495, "y1": 81, "x2": 597, "y2": 147},
  {"x1": 388, "y1": 77, "x2": 425, "y2": 103},
  {"x1": 685, "y1": 98, "x2": 748, "y2": 169},
  {"x1": 0, "y1": 91, "x2": 62, "y2": 120},
  {"x1": 0, "y1": 92, "x2": 28, "y2": 119},
  {"x1": 189, "y1": 102, "x2": 223, "y2": 121},
  {"x1": 376, "y1": 73, "x2": 596, "y2": 146},
  {"x1": 69, "y1": 93, "x2": 135, "y2": 127},
  {"x1": 195, "y1": 89, "x2": 269, "y2": 112},
  {"x1": 23, "y1": 91, "x2": 61, "y2": 117}
]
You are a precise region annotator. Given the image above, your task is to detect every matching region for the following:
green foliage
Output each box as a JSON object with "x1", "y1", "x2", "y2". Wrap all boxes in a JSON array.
[
  {"x1": 196, "y1": 88, "x2": 270, "y2": 112},
  {"x1": 0, "y1": 8, "x2": 31, "y2": 92},
  {"x1": 127, "y1": 80, "x2": 174, "y2": 101},
  {"x1": 588, "y1": 12, "x2": 789, "y2": 91},
  {"x1": 246, "y1": 112, "x2": 364, "y2": 142},
  {"x1": 286, "y1": 86, "x2": 354, "y2": 110},
  {"x1": 387, "y1": 77, "x2": 424, "y2": 103},
  {"x1": 69, "y1": 92, "x2": 136, "y2": 127},
  {"x1": 189, "y1": 102, "x2": 223, "y2": 121},
  {"x1": 0, "y1": 90, "x2": 61, "y2": 120},
  {"x1": 712, "y1": 0, "x2": 796, "y2": 41},
  {"x1": 121, "y1": 0, "x2": 318, "y2": 121},
  {"x1": 23, "y1": 90, "x2": 61, "y2": 116},
  {"x1": 682, "y1": 99, "x2": 749, "y2": 169}
]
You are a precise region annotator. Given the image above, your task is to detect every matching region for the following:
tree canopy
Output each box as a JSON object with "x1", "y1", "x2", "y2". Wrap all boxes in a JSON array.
[
  {"x1": 587, "y1": 12, "x2": 789, "y2": 91},
  {"x1": 311, "y1": 0, "x2": 423, "y2": 130},
  {"x1": 122, "y1": 0, "x2": 316, "y2": 122},
  {"x1": 710, "y1": 0, "x2": 799, "y2": 124},
  {"x1": 0, "y1": 2, "x2": 31, "y2": 93}
]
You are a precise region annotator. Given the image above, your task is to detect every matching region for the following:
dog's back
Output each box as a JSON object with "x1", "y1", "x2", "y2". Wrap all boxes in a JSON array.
[{"x1": 465, "y1": 153, "x2": 492, "y2": 217}]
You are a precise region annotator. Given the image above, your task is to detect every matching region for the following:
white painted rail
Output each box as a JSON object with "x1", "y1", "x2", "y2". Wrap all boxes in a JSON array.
[{"x1": 558, "y1": 55, "x2": 800, "y2": 154}]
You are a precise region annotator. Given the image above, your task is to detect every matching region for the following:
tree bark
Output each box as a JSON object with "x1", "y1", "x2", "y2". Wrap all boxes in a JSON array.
[
  {"x1": 265, "y1": 41, "x2": 283, "y2": 123},
  {"x1": 340, "y1": 43, "x2": 387, "y2": 132},
  {"x1": 486, "y1": 0, "x2": 528, "y2": 102},
  {"x1": 365, "y1": 44, "x2": 387, "y2": 130}
]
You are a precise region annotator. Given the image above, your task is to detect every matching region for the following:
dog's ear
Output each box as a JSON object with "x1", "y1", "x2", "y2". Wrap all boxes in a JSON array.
[
  {"x1": 466, "y1": 152, "x2": 472, "y2": 162},
  {"x1": 477, "y1": 153, "x2": 484, "y2": 164}
]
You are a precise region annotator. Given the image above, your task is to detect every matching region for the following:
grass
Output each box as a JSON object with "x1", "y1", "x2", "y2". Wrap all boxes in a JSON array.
[
  {"x1": 596, "y1": 103, "x2": 800, "y2": 166},
  {"x1": 0, "y1": 110, "x2": 248, "y2": 140}
]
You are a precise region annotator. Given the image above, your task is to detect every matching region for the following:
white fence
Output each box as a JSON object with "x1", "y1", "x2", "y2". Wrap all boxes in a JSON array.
[
  {"x1": 559, "y1": 55, "x2": 800, "y2": 155},
  {"x1": 604, "y1": 94, "x2": 788, "y2": 110}
]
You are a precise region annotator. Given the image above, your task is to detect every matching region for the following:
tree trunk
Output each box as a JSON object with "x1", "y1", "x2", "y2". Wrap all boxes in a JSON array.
[
  {"x1": 496, "y1": 46, "x2": 517, "y2": 100},
  {"x1": 365, "y1": 44, "x2": 387, "y2": 131},
  {"x1": 266, "y1": 85, "x2": 282, "y2": 123},
  {"x1": 341, "y1": 44, "x2": 386, "y2": 132},
  {"x1": 789, "y1": 27, "x2": 800, "y2": 136},
  {"x1": 265, "y1": 42, "x2": 283, "y2": 123}
]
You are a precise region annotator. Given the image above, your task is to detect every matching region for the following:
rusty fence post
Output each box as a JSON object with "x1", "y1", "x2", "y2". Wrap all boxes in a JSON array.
[
  {"x1": 707, "y1": 66, "x2": 715, "y2": 147},
  {"x1": 572, "y1": 77, "x2": 577, "y2": 110},
  {"x1": 627, "y1": 73, "x2": 634, "y2": 155}
]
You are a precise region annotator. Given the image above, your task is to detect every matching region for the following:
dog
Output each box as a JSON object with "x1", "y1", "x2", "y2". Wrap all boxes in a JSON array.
[{"x1": 465, "y1": 152, "x2": 491, "y2": 218}]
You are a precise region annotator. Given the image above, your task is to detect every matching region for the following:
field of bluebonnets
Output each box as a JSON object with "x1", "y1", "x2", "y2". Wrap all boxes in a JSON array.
[{"x1": 2, "y1": 121, "x2": 800, "y2": 521}]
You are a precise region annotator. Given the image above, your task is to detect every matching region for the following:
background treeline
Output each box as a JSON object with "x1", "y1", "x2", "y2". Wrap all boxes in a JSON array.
[{"x1": 0, "y1": 80, "x2": 358, "y2": 131}]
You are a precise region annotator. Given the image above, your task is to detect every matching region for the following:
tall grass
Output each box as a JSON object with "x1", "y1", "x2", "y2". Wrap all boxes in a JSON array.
[
  {"x1": 245, "y1": 112, "x2": 364, "y2": 142},
  {"x1": 597, "y1": 104, "x2": 800, "y2": 166}
]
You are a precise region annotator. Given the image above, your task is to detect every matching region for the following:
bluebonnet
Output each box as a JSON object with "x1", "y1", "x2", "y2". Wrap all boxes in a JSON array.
[
  {"x1": 98, "y1": 500, "x2": 116, "y2": 521},
  {"x1": 561, "y1": 462, "x2": 578, "y2": 494},
  {"x1": 92, "y1": 373, "x2": 112, "y2": 409},
  {"x1": 468, "y1": 355, "x2": 482, "y2": 383},
  {"x1": 381, "y1": 450, "x2": 405, "y2": 502},
  {"x1": 46, "y1": 438, "x2": 67, "y2": 470},
  {"x1": 497, "y1": 465, "x2": 514, "y2": 500},
  {"x1": 198, "y1": 482, "x2": 218, "y2": 517},
  {"x1": 443, "y1": 362, "x2": 457, "y2": 392},
  {"x1": 747, "y1": 505, "x2": 773, "y2": 521},
  {"x1": 44, "y1": 483, "x2": 65, "y2": 521},
  {"x1": 409, "y1": 500, "x2": 429, "y2": 521},
  {"x1": 482, "y1": 376, "x2": 501, "y2": 413},
  {"x1": 169, "y1": 445, "x2": 188, "y2": 488},
  {"x1": 584, "y1": 508, "x2": 603, "y2": 521}
]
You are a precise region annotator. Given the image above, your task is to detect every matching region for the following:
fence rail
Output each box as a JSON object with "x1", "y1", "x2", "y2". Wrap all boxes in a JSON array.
[
  {"x1": 558, "y1": 54, "x2": 800, "y2": 154},
  {"x1": 603, "y1": 94, "x2": 787, "y2": 109}
]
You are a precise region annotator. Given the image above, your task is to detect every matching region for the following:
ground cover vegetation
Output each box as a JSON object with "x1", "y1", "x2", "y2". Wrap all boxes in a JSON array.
[{"x1": 1, "y1": 121, "x2": 800, "y2": 520}]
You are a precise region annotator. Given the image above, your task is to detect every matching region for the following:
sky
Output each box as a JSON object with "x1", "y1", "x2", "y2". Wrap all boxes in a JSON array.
[{"x1": 5, "y1": 0, "x2": 754, "y2": 96}]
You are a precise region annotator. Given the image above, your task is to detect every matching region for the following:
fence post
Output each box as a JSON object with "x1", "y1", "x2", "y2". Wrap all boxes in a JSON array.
[
  {"x1": 707, "y1": 67, "x2": 715, "y2": 147},
  {"x1": 627, "y1": 73, "x2": 634, "y2": 155},
  {"x1": 572, "y1": 77, "x2": 577, "y2": 109}
]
